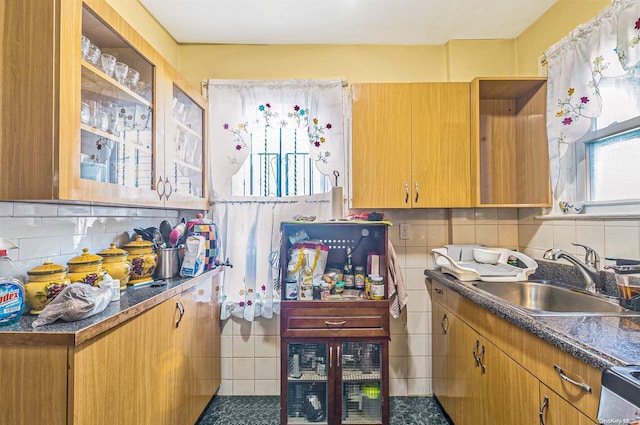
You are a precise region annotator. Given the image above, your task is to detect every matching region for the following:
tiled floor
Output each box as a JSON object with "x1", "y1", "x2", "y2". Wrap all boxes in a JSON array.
[{"x1": 196, "y1": 396, "x2": 453, "y2": 425}]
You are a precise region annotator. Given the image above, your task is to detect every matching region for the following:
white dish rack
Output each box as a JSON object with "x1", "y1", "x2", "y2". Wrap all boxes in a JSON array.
[{"x1": 432, "y1": 245, "x2": 538, "y2": 282}]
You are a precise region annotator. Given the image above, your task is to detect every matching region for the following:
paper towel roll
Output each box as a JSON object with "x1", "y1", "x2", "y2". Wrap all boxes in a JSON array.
[{"x1": 331, "y1": 186, "x2": 344, "y2": 219}]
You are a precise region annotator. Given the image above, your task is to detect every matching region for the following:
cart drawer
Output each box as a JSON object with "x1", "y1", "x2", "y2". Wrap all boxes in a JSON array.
[{"x1": 281, "y1": 301, "x2": 390, "y2": 338}]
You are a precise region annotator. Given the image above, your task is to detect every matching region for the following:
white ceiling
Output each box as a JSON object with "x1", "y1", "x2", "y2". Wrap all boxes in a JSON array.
[{"x1": 138, "y1": 0, "x2": 559, "y2": 45}]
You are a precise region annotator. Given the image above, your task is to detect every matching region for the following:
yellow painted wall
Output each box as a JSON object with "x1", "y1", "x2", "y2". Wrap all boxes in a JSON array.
[
  {"x1": 516, "y1": 0, "x2": 609, "y2": 75},
  {"x1": 446, "y1": 39, "x2": 517, "y2": 81},
  {"x1": 106, "y1": 0, "x2": 180, "y2": 66},
  {"x1": 179, "y1": 44, "x2": 448, "y2": 85}
]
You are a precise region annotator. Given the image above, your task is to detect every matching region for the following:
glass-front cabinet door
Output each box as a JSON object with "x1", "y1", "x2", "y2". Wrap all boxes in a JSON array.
[
  {"x1": 341, "y1": 342, "x2": 383, "y2": 425},
  {"x1": 77, "y1": 4, "x2": 160, "y2": 206},
  {"x1": 284, "y1": 340, "x2": 385, "y2": 425},
  {"x1": 165, "y1": 83, "x2": 206, "y2": 204},
  {"x1": 286, "y1": 342, "x2": 329, "y2": 424}
]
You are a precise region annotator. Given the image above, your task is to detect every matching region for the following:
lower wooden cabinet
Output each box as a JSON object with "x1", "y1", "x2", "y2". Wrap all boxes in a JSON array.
[
  {"x1": 429, "y1": 278, "x2": 601, "y2": 425},
  {"x1": 0, "y1": 273, "x2": 221, "y2": 425},
  {"x1": 281, "y1": 301, "x2": 390, "y2": 425}
]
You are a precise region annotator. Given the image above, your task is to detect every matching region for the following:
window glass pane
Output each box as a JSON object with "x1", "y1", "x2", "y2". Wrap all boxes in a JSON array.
[
  {"x1": 595, "y1": 73, "x2": 640, "y2": 130},
  {"x1": 230, "y1": 125, "x2": 330, "y2": 197},
  {"x1": 589, "y1": 129, "x2": 640, "y2": 201}
]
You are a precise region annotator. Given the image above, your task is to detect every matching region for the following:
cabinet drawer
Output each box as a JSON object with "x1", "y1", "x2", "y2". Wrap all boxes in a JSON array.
[
  {"x1": 536, "y1": 344, "x2": 602, "y2": 422},
  {"x1": 281, "y1": 301, "x2": 390, "y2": 338}
]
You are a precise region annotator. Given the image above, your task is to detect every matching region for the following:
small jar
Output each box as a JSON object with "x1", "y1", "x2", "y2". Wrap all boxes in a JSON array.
[
  {"x1": 312, "y1": 282, "x2": 321, "y2": 300},
  {"x1": 320, "y1": 282, "x2": 330, "y2": 300},
  {"x1": 333, "y1": 281, "x2": 345, "y2": 295},
  {"x1": 67, "y1": 248, "x2": 104, "y2": 286},
  {"x1": 370, "y1": 275, "x2": 385, "y2": 300}
]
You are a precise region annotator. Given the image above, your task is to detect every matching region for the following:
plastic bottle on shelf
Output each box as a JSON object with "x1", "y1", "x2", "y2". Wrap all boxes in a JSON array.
[
  {"x1": 0, "y1": 239, "x2": 25, "y2": 327},
  {"x1": 343, "y1": 247, "x2": 354, "y2": 289},
  {"x1": 299, "y1": 255, "x2": 314, "y2": 300},
  {"x1": 284, "y1": 263, "x2": 299, "y2": 300}
]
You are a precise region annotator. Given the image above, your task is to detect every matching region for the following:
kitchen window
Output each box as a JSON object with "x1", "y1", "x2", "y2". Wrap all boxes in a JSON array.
[
  {"x1": 575, "y1": 70, "x2": 640, "y2": 213},
  {"x1": 544, "y1": 0, "x2": 640, "y2": 215}
]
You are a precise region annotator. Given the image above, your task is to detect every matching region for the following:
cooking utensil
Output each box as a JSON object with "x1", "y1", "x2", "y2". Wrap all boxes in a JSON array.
[{"x1": 159, "y1": 220, "x2": 173, "y2": 247}]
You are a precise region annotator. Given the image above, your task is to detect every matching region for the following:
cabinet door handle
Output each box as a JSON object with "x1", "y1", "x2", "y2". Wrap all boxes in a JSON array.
[
  {"x1": 325, "y1": 320, "x2": 346, "y2": 328},
  {"x1": 157, "y1": 177, "x2": 165, "y2": 200},
  {"x1": 175, "y1": 300, "x2": 185, "y2": 328},
  {"x1": 164, "y1": 177, "x2": 173, "y2": 200},
  {"x1": 477, "y1": 345, "x2": 486, "y2": 374},
  {"x1": 414, "y1": 181, "x2": 419, "y2": 203},
  {"x1": 329, "y1": 347, "x2": 333, "y2": 369},
  {"x1": 538, "y1": 395, "x2": 549, "y2": 425},
  {"x1": 434, "y1": 288, "x2": 443, "y2": 295},
  {"x1": 440, "y1": 313, "x2": 449, "y2": 334},
  {"x1": 472, "y1": 340, "x2": 480, "y2": 364},
  {"x1": 404, "y1": 182, "x2": 409, "y2": 203},
  {"x1": 553, "y1": 364, "x2": 592, "y2": 393},
  {"x1": 337, "y1": 345, "x2": 341, "y2": 368}
]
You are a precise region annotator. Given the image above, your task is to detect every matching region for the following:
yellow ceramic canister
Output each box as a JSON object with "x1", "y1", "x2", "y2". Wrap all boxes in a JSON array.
[
  {"x1": 25, "y1": 260, "x2": 71, "y2": 314},
  {"x1": 67, "y1": 248, "x2": 104, "y2": 286},
  {"x1": 123, "y1": 235, "x2": 157, "y2": 286},
  {"x1": 98, "y1": 243, "x2": 131, "y2": 290}
]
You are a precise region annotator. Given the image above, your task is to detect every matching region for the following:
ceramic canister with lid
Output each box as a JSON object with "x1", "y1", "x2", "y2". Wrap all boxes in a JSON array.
[
  {"x1": 123, "y1": 234, "x2": 157, "y2": 286},
  {"x1": 25, "y1": 260, "x2": 70, "y2": 314},
  {"x1": 67, "y1": 248, "x2": 104, "y2": 286},
  {"x1": 98, "y1": 243, "x2": 131, "y2": 290}
]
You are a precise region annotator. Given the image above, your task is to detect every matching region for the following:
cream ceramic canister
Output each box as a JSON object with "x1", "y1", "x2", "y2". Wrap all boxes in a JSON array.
[
  {"x1": 67, "y1": 248, "x2": 104, "y2": 286},
  {"x1": 123, "y1": 235, "x2": 157, "y2": 286},
  {"x1": 98, "y1": 243, "x2": 131, "y2": 290},
  {"x1": 25, "y1": 260, "x2": 71, "y2": 314}
]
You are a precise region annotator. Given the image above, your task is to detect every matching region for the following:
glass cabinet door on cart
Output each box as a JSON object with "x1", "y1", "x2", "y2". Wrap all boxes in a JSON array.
[
  {"x1": 80, "y1": 7, "x2": 154, "y2": 191},
  {"x1": 287, "y1": 343, "x2": 329, "y2": 423},
  {"x1": 341, "y1": 342, "x2": 383, "y2": 425}
]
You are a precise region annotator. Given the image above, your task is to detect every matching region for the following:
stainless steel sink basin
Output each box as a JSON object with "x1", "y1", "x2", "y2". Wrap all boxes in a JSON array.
[{"x1": 466, "y1": 279, "x2": 638, "y2": 316}]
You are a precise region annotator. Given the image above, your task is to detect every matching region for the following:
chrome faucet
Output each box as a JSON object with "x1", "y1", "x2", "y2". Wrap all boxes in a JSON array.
[{"x1": 543, "y1": 243, "x2": 601, "y2": 293}]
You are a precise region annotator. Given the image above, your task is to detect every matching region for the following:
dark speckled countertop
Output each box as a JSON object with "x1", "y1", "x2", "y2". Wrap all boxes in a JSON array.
[
  {"x1": 0, "y1": 267, "x2": 222, "y2": 346},
  {"x1": 425, "y1": 265, "x2": 640, "y2": 370}
]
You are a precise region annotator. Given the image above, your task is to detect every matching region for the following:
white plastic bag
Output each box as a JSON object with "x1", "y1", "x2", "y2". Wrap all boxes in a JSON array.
[{"x1": 32, "y1": 281, "x2": 113, "y2": 328}]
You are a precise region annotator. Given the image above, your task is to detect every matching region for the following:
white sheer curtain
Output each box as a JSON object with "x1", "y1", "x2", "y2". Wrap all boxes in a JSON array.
[
  {"x1": 205, "y1": 79, "x2": 350, "y2": 321},
  {"x1": 545, "y1": 0, "x2": 640, "y2": 205}
]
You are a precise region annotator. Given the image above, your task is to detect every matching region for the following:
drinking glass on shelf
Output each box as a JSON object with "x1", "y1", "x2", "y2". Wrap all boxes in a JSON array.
[
  {"x1": 86, "y1": 43, "x2": 101, "y2": 66},
  {"x1": 125, "y1": 68, "x2": 140, "y2": 89},
  {"x1": 100, "y1": 54, "x2": 116, "y2": 78},
  {"x1": 114, "y1": 62, "x2": 129, "y2": 85},
  {"x1": 80, "y1": 102, "x2": 91, "y2": 124},
  {"x1": 81, "y1": 36, "x2": 91, "y2": 60}
]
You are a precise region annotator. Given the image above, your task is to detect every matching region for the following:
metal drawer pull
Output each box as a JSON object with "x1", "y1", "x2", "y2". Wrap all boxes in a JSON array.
[
  {"x1": 329, "y1": 347, "x2": 333, "y2": 368},
  {"x1": 553, "y1": 364, "x2": 592, "y2": 393},
  {"x1": 440, "y1": 313, "x2": 449, "y2": 334},
  {"x1": 434, "y1": 288, "x2": 444, "y2": 295},
  {"x1": 325, "y1": 320, "x2": 346, "y2": 326},
  {"x1": 539, "y1": 395, "x2": 549, "y2": 425}
]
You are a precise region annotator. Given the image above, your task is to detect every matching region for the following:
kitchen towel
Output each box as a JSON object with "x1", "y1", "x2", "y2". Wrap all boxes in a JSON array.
[{"x1": 387, "y1": 240, "x2": 408, "y2": 325}]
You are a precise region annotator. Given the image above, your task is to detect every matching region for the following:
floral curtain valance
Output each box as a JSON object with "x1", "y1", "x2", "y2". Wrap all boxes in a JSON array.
[
  {"x1": 206, "y1": 79, "x2": 348, "y2": 199},
  {"x1": 545, "y1": 0, "x2": 640, "y2": 202}
]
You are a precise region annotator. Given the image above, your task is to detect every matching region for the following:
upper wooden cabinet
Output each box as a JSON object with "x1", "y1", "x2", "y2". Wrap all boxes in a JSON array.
[
  {"x1": 470, "y1": 77, "x2": 551, "y2": 207},
  {"x1": 0, "y1": 0, "x2": 208, "y2": 209},
  {"x1": 351, "y1": 83, "x2": 471, "y2": 209}
]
